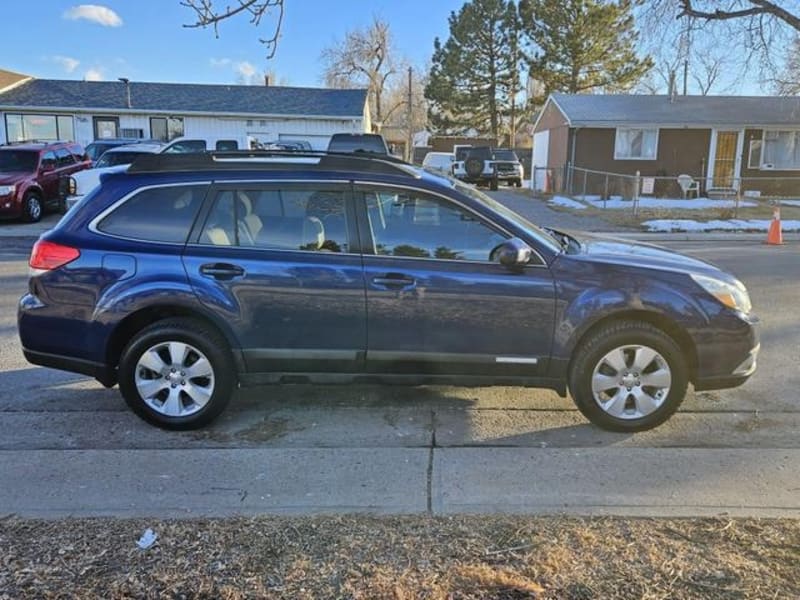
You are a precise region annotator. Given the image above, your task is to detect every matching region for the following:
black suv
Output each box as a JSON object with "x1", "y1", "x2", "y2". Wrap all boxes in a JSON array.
[{"x1": 18, "y1": 150, "x2": 758, "y2": 431}]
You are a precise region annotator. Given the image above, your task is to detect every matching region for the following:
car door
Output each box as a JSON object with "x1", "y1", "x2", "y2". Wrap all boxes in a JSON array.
[
  {"x1": 356, "y1": 184, "x2": 556, "y2": 377},
  {"x1": 182, "y1": 181, "x2": 367, "y2": 374}
]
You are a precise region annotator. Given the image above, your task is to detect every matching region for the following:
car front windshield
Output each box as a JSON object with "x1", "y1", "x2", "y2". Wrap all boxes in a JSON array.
[
  {"x1": 452, "y1": 180, "x2": 562, "y2": 254},
  {"x1": 95, "y1": 151, "x2": 147, "y2": 168},
  {"x1": 0, "y1": 150, "x2": 38, "y2": 173}
]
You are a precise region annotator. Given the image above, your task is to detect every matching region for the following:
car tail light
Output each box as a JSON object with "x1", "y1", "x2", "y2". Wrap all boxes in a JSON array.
[{"x1": 29, "y1": 240, "x2": 80, "y2": 271}]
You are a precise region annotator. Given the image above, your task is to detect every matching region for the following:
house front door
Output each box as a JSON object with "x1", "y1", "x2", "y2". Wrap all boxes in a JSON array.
[{"x1": 712, "y1": 130, "x2": 740, "y2": 189}]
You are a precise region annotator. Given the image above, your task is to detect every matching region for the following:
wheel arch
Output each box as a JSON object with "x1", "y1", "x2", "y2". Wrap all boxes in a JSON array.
[
  {"x1": 104, "y1": 304, "x2": 244, "y2": 381},
  {"x1": 566, "y1": 309, "x2": 698, "y2": 384}
]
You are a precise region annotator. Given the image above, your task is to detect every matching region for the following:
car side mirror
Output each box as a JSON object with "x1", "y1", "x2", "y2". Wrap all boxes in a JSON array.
[
  {"x1": 40, "y1": 162, "x2": 55, "y2": 173},
  {"x1": 492, "y1": 237, "x2": 532, "y2": 268}
]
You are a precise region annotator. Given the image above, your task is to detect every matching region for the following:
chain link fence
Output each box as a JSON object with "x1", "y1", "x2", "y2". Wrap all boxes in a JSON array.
[{"x1": 532, "y1": 165, "x2": 800, "y2": 219}]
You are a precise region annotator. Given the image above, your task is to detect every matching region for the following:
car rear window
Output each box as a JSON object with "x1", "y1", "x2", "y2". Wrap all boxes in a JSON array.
[
  {"x1": 96, "y1": 184, "x2": 207, "y2": 243},
  {"x1": 494, "y1": 150, "x2": 519, "y2": 161},
  {"x1": 327, "y1": 134, "x2": 388, "y2": 154}
]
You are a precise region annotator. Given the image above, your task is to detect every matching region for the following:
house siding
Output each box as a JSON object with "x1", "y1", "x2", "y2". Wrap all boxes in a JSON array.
[
  {"x1": 1, "y1": 110, "x2": 366, "y2": 150},
  {"x1": 739, "y1": 128, "x2": 800, "y2": 197}
]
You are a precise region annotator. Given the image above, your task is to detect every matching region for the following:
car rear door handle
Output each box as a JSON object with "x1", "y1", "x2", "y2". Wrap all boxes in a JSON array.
[
  {"x1": 371, "y1": 273, "x2": 416, "y2": 289},
  {"x1": 200, "y1": 263, "x2": 245, "y2": 280}
]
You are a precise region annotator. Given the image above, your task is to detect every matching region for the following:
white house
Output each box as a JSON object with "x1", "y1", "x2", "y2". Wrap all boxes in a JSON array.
[{"x1": 0, "y1": 69, "x2": 370, "y2": 150}]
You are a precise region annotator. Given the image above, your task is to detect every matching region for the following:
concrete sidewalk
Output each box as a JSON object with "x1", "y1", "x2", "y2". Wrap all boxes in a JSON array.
[{"x1": 1, "y1": 447, "x2": 798, "y2": 518}]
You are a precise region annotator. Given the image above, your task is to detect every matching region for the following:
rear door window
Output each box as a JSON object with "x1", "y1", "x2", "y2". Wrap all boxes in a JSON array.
[
  {"x1": 198, "y1": 185, "x2": 351, "y2": 253},
  {"x1": 96, "y1": 184, "x2": 207, "y2": 243}
]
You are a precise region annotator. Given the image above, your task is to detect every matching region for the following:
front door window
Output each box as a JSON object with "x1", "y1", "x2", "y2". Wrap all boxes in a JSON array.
[{"x1": 94, "y1": 117, "x2": 119, "y2": 140}]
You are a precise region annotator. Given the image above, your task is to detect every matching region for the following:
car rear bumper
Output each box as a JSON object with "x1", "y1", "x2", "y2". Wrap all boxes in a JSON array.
[{"x1": 22, "y1": 347, "x2": 117, "y2": 387}]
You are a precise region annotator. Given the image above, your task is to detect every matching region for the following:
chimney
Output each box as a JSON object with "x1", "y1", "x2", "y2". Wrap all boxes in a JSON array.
[{"x1": 264, "y1": 74, "x2": 270, "y2": 86}]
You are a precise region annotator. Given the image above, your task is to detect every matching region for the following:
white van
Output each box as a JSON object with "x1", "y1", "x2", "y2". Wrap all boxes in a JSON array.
[{"x1": 422, "y1": 151, "x2": 455, "y2": 175}]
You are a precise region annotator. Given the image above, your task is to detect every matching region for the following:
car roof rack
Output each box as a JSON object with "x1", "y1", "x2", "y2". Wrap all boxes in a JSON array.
[{"x1": 127, "y1": 150, "x2": 420, "y2": 178}]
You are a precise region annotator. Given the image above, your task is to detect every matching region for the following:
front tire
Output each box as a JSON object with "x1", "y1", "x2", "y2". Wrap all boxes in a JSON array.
[
  {"x1": 22, "y1": 192, "x2": 43, "y2": 222},
  {"x1": 118, "y1": 318, "x2": 235, "y2": 430},
  {"x1": 568, "y1": 320, "x2": 688, "y2": 432}
]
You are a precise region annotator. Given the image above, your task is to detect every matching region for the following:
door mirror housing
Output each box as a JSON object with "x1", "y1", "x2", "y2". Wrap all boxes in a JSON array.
[
  {"x1": 40, "y1": 161, "x2": 55, "y2": 173},
  {"x1": 492, "y1": 237, "x2": 532, "y2": 268}
]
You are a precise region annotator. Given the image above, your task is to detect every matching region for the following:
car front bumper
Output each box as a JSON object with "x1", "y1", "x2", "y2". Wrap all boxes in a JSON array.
[{"x1": 693, "y1": 311, "x2": 759, "y2": 391}]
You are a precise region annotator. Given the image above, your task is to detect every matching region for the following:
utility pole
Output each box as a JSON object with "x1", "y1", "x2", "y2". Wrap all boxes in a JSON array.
[{"x1": 406, "y1": 66, "x2": 413, "y2": 162}]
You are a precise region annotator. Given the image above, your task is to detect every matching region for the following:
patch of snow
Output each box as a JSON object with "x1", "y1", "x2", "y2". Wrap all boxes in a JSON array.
[
  {"x1": 779, "y1": 200, "x2": 800, "y2": 207},
  {"x1": 643, "y1": 219, "x2": 800, "y2": 232},
  {"x1": 581, "y1": 196, "x2": 757, "y2": 210},
  {"x1": 549, "y1": 195, "x2": 587, "y2": 210}
]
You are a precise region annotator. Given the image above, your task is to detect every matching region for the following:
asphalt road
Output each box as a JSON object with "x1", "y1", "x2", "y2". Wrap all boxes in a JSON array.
[{"x1": 0, "y1": 225, "x2": 798, "y2": 518}]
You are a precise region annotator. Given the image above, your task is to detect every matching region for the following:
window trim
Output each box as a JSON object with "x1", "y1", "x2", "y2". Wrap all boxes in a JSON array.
[
  {"x1": 613, "y1": 127, "x2": 659, "y2": 161},
  {"x1": 760, "y1": 129, "x2": 800, "y2": 171},
  {"x1": 4, "y1": 112, "x2": 74, "y2": 142},
  {"x1": 89, "y1": 182, "x2": 212, "y2": 245},
  {"x1": 748, "y1": 139, "x2": 762, "y2": 170},
  {"x1": 353, "y1": 181, "x2": 547, "y2": 268}
]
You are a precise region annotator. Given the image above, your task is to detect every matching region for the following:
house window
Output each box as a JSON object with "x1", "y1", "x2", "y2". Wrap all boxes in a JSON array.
[
  {"x1": 748, "y1": 140, "x2": 762, "y2": 169},
  {"x1": 4, "y1": 113, "x2": 74, "y2": 142},
  {"x1": 150, "y1": 116, "x2": 184, "y2": 142},
  {"x1": 762, "y1": 131, "x2": 800, "y2": 169},
  {"x1": 614, "y1": 128, "x2": 658, "y2": 160}
]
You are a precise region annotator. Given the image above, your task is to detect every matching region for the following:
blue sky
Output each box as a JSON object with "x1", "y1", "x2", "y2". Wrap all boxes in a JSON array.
[{"x1": 0, "y1": 1, "x2": 465, "y2": 86}]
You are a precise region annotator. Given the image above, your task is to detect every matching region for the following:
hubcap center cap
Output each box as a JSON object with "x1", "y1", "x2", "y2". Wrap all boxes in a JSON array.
[{"x1": 621, "y1": 373, "x2": 638, "y2": 388}]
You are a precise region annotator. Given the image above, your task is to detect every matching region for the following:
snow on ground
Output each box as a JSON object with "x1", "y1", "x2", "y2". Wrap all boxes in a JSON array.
[
  {"x1": 643, "y1": 219, "x2": 800, "y2": 232},
  {"x1": 780, "y1": 200, "x2": 800, "y2": 207},
  {"x1": 580, "y1": 196, "x2": 757, "y2": 210},
  {"x1": 549, "y1": 195, "x2": 587, "y2": 210}
]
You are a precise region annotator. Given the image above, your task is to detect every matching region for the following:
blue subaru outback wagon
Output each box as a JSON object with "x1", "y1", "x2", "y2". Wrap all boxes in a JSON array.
[{"x1": 18, "y1": 151, "x2": 759, "y2": 431}]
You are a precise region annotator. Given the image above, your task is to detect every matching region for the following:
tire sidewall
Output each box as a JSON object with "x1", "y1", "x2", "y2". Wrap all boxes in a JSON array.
[
  {"x1": 118, "y1": 321, "x2": 235, "y2": 430},
  {"x1": 569, "y1": 324, "x2": 688, "y2": 432},
  {"x1": 23, "y1": 192, "x2": 43, "y2": 222}
]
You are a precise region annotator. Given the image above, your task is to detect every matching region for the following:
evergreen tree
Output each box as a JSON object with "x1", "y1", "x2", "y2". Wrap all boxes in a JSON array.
[
  {"x1": 519, "y1": 0, "x2": 652, "y2": 95},
  {"x1": 425, "y1": 0, "x2": 521, "y2": 137}
]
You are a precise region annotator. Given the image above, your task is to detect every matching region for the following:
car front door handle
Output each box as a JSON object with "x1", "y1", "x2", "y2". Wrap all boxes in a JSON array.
[
  {"x1": 371, "y1": 274, "x2": 416, "y2": 289},
  {"x1": 200, "y1": 263, "x2": 245, "y2": 280}
]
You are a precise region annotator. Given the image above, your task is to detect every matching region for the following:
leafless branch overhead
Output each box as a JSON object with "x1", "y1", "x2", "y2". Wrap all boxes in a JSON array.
[{"x1": 181, "y1": 0, "x2": 285, "y2": 59}]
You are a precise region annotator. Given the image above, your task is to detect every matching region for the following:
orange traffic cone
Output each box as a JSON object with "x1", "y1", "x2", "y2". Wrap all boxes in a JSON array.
[{"x1": 766, "y1": 204, "x2": 784, "y2": 245}]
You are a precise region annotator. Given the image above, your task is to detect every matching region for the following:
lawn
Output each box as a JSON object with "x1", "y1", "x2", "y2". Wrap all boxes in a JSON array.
[{"x1": 2, "y1": 515, "x2": 798, "y2": 599}]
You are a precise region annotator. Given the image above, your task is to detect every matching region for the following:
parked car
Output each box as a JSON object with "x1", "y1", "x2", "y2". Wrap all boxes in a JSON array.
[
  {"x1": 0, "y1": 141, "x2": 91, "y2": 222},
  {"x1": 256, "y1": 140, "x2": 314, "y2": 151},
  {"x1": 63, "y1": 142, "x2": 165, "y2": 212},
  {"x1": 421, "y1": 151, "x2": 455, "y2": 174},
  {"x1": 18, "y1": 150, "x2": 758, "y2": 431},
  {"x1": 327, "y1": 133, "x2": 389, "y2": 154},
  {"x1": 453, "y1": 146, "x2": 524, "y2": 189},
  {"x1": 85, "y1": 138, "x2": 150, "y2": 165}
]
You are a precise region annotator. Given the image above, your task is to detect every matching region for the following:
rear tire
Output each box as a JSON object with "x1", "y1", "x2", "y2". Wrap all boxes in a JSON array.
[
  {"x1": 568, "y1": 320, "x2": 688, "y2": 432},
  {"x1": 118, "y1": 318, "x2": 235, "y2": 430},
  {"x1": 22, "y1": 192, "x2": 43, "y2": 223}
]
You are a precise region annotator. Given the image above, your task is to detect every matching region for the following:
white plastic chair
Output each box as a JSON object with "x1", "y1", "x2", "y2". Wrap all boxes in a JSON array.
[{"x1": 677, "y1": 174, "x2": 699, "y2": 199}]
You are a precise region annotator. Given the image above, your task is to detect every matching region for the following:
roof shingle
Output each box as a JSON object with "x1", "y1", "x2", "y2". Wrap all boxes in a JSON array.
[
  {"x1": 0, "y1": 79, "x2": 368, "y2": 118},
  {"x1": 551, "y1": 93, "x2": 800, "y2": 127}
]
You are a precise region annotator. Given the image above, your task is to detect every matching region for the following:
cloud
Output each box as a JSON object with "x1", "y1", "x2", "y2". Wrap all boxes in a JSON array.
[
  {"x1": 63, "y1": 4, "x2": 122, "y2": 27},
  {"x1": 53, "y1": 55, "x2": 80, "y2": 73},
  {"x1": 210, "y1": 58, "x2": 232, "y2": 68},
  {"x1": 235, "y1": 61, "x2": 257, "y2": 79},
  {"x1": 84, "y1": 68, "x2": 103, "y2": 81}
]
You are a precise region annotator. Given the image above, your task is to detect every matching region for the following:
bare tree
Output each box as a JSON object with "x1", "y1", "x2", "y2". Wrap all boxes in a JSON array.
[
  {"x1": 773, "y1": 35, "x2": 800, "y2": 93},
  {"x1": 181, "y1": 0, "x2": 285, "y2": 59},
  {"x1": 320, "y1": 17, "x2": 401, "y2": 131}
]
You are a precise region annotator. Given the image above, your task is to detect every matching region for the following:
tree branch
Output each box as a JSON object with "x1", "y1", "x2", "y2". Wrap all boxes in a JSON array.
[
  {"x1": 181, "y1": 0, "x2": 285, "y2": 59},
  {"x1": 678, "y1": 0, "x2": 800, "y2": 30}
]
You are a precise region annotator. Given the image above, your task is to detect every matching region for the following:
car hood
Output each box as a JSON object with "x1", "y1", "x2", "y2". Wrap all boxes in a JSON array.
[
  {"x1": 560, "y1": 230, "x2": 733, "y2": 280},
  {"x1": 0, "y1": 171, "x2": 31, "y2": 185}
]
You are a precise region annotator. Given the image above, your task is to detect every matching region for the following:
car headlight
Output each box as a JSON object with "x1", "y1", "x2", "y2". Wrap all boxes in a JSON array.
[
  {"x1": 690, "y1": 273, "x2": 752, "y2": 313},
  {"x1": 68, "y1": 177, "x2": 77, "y2": 196},
  {"x1": 0, "y1": 185, "x2": 15, "y2": 196}
]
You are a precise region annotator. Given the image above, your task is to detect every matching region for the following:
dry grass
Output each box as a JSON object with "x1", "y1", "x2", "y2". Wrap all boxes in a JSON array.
[{"x1": 1, "y1": 515, "x2": 798, "y2": 599}]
